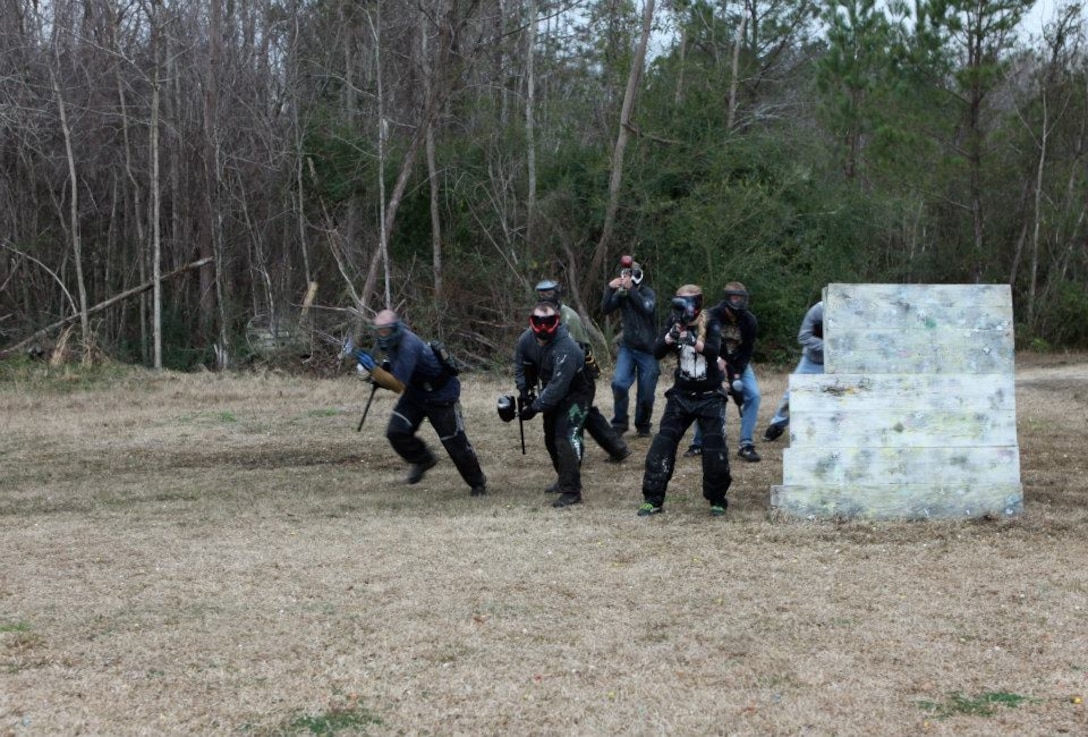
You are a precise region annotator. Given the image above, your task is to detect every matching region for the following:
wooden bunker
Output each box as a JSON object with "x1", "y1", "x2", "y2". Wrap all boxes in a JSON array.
[{"x1": 770, "y1": 283, "x2": 1023, "y2": 520}]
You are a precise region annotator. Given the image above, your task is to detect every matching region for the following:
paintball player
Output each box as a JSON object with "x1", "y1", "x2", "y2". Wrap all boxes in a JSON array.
[
  {"x1": 357, "y1": 309, "x2": 488, "y2": 497},
  {"x1": 602, "y1": 256, "x2": 660, "y2": 438},
  {"x1": 637, "y1": 284, "x2": 732, "y2": 517},
  {"x1": 762, "y1": 300, "x2": 824, "y2": 442},
  {"x1": 514, "y1": 301, "x2": 593, "y2": 508},
  {"x1": 684, "y1": 281, "x2": 763, "y2": 462},
  {"x1": 534, "y1": 279, "x2": 630, "y2": 467}
]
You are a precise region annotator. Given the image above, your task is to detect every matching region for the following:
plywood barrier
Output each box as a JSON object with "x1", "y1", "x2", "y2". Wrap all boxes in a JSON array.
[{"x1": 770, "y1": 284, "x2": 1023, "y2": 520}]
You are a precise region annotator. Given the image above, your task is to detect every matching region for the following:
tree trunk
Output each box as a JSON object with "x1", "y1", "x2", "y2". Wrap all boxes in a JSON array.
[
  {"x1": 587, "y1": 0, "x2": 655, "y2": 293},
  {"x1": 524, "y1": 0, "x2": 538, "y2": 248},
  {"x1": 48, "y1": 57, "x2": 91, "y2": 363},
  {"x1": 728, "y1": 12, "x2": 747, "y2": 131},
  {"x1": 151, "y1": 24, "x2": 163, "y2": 369}
]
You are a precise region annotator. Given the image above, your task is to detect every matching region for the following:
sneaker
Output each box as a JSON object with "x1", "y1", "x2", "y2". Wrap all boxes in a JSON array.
[
  {"x1": 405, "y1": 456, "x2": 438, "y2": 484},
  {"x1": 710, "y1": 503, "x2": 727, "y2": 517},
  {"x1": 470, "y1": 485, "x2": 487, "y2": 497},
  {"x1": 637, "y1": 502, "x2": 663, "y2": 517},
  {"x1": 762, "y1": 423, "x2": 786, "y2": 442},
  {"x1": 552, "y1": 492, "x2": 582, "y2": 508},
  {"x1": 606, "y1": 446, "x2": 632, "y2": 464},
  {"x1": 683, "y1": 444, "x2": 702, "y2": 458},
  {"x1": 738, "y1": 445, "x2": 761, "y2": 462},
  {"x1": 544, "y1": 480, "x2": 560, "y2": 494}
]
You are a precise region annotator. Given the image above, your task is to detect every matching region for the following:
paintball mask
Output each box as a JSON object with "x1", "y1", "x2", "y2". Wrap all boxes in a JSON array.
[
  {"x1": 529, "y1": 311, "x2": 560, "y2": 342},
  {"x1": 620, "y1": 261, "x2": 644, "y2": 286},
  {"x1": 372, "y1": 319, "x2": 403, "y2": 351},
  {"x1": 496, "y1": 394, "x2": 517, "y2": 423},
  {"x1": 722, "y1": 284, "x2": 750, "y2": 312},
  {"x1": 535, "y1": 279, "x2": 561, "y2": 306},
  {"x1": 671, "y1": 293, "x2": 703, "y2": 324}
]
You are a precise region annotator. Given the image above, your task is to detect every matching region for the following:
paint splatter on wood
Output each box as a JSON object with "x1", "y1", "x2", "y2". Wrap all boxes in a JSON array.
[{"x1": 771, "y1": 284, "x2": 1023, "y2": 520}]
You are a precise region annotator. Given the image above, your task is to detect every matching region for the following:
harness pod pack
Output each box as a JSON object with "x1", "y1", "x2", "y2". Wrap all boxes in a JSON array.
[{"x1": 429, "y1": 340, "x2": 461, "y2": 376}]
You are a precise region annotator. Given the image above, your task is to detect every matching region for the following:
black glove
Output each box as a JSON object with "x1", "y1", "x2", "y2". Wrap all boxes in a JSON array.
[
  {"x1": 519, "y1": 404, "x2": 538, "y2": 421},
  {"x1": 518, "y1": 388, "x2": 532, "y2": 406}
]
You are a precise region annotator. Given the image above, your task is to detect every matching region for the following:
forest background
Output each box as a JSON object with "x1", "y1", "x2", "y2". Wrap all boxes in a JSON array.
[{"x1": 0, "y1": 0, "x2": 1085, "y2": 371}]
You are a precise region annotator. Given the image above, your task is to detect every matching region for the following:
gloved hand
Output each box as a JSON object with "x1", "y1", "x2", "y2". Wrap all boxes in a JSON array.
[
  {"x1": 519, "y1": 404, "x2": 538, "y2": 421},
  {"x1": 518, "y1": 388, "x2": 532, "y2": 406},
  {"x1": 355, "y1": 349, "x2": 377, "y2": 371}
]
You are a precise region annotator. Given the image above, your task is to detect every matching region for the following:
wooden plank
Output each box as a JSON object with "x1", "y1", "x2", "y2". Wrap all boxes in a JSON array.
[
  {"x1": 788, "y1": 409, "x2": 1018, "y2": 448},
  {"x1": 770, "y1": 482, "x2": 1023, "y2": 520},
  {"x1": 825, "y1": 334, "x2": 1013, "y2": 374},
  {"x1": 770, "y1": 284, "x2": 1022, "y2": 521},
  {"x1": 824, "y1": 283, "x2": 1013, "y2": 331},
  {"x1": 781, "y1": 446, "x2": 1020, "y2": 485},
  {"x1": 788, "y1": 373, "x2": 1016, "y2": 413}
]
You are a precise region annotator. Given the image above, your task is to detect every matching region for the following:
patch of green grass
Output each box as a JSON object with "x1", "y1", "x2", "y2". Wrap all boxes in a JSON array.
[
  {"x1": 281, "y1": 702, "x2": 382, "y2": 735},
  {"x1": 918, "y1": 690, "x2": 1033, "y2": 718},
  {"x1": 0, "y1": 621, "x2": 32, "y2": 633}
]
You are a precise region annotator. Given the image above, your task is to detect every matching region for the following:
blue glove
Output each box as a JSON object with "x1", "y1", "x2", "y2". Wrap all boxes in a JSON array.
[{"x1": 355, "y1": 349, "x2": 377, "y2": 371}]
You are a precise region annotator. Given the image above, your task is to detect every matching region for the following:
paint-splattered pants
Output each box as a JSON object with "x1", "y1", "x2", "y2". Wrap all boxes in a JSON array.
[{"x1": 642, "y1": 387, "x2": 731, "y2": 507}]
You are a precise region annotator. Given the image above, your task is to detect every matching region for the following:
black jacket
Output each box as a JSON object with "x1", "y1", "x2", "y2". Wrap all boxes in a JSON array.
[
  {"x1": 602, "y1": 283, "x2": 658, "y2": 353},
  {"x1": 653, "y1": 312, "x2": 724, "y2": 395},
  {"x1": 710, "y1": 302, "x2": 757, "y2": 379},
  {"x1": 514, "y1": 325, "x2": 591, "y2": 413}
]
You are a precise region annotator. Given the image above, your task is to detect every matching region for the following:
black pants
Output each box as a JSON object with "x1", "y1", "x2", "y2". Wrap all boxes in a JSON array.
[
  {"x1": 543, "y1": 390, "x2": 591, "y2": 495},
  {"x1": 642, "y1": 388, "x2": 731, "y2": 507},
  {"x1": 386, "y1": 395, "x2": 486, "y2": 489},
  {"x1": 584, "y1": 379, "x2": 628, "y2": 459}
]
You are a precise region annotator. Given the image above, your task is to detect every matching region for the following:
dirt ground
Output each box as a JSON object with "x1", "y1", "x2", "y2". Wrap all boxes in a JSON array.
[{"x1": 1, "y1": 352, "x2": 1087, "y2": 736}]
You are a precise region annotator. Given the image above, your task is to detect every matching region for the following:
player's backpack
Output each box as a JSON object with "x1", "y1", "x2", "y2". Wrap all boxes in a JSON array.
[{"x1": 429, "y1": 340, "x2": 461, "y2": 376}]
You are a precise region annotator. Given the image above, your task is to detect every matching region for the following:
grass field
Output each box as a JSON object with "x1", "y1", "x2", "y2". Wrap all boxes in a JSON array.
[{"x1": 2, "y1": 353, "x2": 1087, "y2": 736}]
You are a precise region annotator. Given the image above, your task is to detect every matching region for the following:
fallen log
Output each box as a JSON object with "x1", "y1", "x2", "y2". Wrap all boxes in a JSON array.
[{"x1": 0, "y1": 257, "x2": 213, "y2": 359}]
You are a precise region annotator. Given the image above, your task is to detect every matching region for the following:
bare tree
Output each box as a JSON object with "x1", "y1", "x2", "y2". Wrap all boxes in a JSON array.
[
  {"x1": 48, "y1": 35, "x2": 91, "y2": 362},
  {"x1": 588, "y1": 0, "x2": 655, "y2": 290}
]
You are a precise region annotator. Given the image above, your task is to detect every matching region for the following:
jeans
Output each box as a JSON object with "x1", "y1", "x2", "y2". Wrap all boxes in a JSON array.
[
  {"x1": 610, "y1": 345, "x2": 660, "y2": 434},
  {"x1": 769, "y1": 355, "x2": 824, "y2": 426},
  {"x1": 692, "y1": 364, "x2": 761, "y2": 447}
]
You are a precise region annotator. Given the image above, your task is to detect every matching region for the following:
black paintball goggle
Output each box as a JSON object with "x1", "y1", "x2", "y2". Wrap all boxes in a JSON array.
[{"x1": 671, "y1": 294, "x2": 702, "y2": 323}]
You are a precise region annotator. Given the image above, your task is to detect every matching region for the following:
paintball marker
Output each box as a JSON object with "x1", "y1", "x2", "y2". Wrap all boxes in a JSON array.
[
  {"x1": 496, "y1": 392, "x2": 536, "y2": 455},
  {"x1": 354, "y1": 348, "x2": 405, "y2": 394},
  {"x1": 357, "y1": 381, "x2": 379, "y2": 432}
]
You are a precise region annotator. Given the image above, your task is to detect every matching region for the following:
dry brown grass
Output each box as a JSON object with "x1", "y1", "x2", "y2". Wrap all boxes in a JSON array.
[{"x1": 2, "y1": 354, "x2": 1087, "y2": 736}]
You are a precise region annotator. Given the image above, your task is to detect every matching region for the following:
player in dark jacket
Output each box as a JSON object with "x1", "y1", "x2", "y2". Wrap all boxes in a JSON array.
[
  {"x1": 535, "y1": 279, "x2": 630, "y2": 467},
  {"x1": 637, "y1": 285, "x2": 732, "y2": 517},
  {"x1": 514, "y1": 302, "x2": 593, "y2": 508},
  {"x1": 601, "y1": 257, "x2": 660, "y2": 437},
  {"x1": 368, "y1": 310, "x2": 487, "y2": 496},
  {"x1": 684, "y1": 282, "x2": 763, "y2": 462}
]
